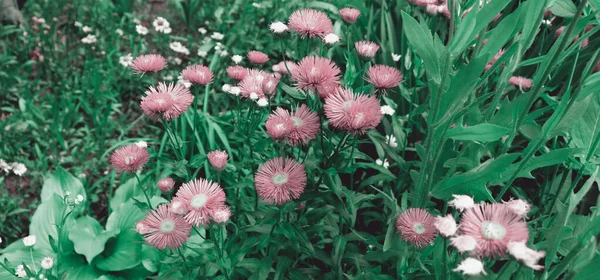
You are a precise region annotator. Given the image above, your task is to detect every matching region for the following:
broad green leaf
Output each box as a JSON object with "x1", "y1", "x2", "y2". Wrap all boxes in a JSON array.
[
  {"x1": 401, "y1": 12, "x2": 441, "y2": 83},
  {"x1": 444, "y1": 123, "x2": 510, "y2": 142},
  {"x1": 63, "y1": 265, "x2": 103, "y2": 280},
  {"x1": 95, "y1": 231, "x2": 143, "y2": 271},
  {"x1": 68, "y1": 216, "x2": 119, "y2": 263},
  {"x1": 549, "y1": 0, "x2": 577, "y2": 18},
  {"x1": 29, "y1": 194, "x2": 70, "y2": 251},
  {"x1": 492, "y1": 148, "x2": 582, "y2": 184},
  {"x1": 568, "y1": 93, "x2": 600, "y2": 158},
  {"x1": 105, "y1": 200, "x2": 145, "y2": 231},
  {"x1": 41, "y1": 167, "x2": 86, "y2": 202}
]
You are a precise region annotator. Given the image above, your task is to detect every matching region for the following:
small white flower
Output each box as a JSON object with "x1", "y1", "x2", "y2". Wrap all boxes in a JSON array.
[
  {"x1": 162, "y1": 26, "x2": 172, "y2": 34},
  {"x1": 392, "y1": 53, "x2": 402, "y2": 62},
  {"x1": 76, "y1": 194, "x2": 84, "y2": 202},
  {"x1": 249, "y1": 92, "x2": 259, "y2": 100},
  {"x1": 252, "y1": 2, "x2": 261, "y2": 8},
  {"x1": 11, "y1": 163, "x2": 27, "y2": 176},
  {"x1": 453, "y1": 258, "x2": 486, "y2": 276},
  {"x1": 0, "y1": 236, "x2": 2, "y2": 244},
  {"x1": 450, "y1": 235, "x2": 477, "y2": 253},
  {"x1": 81, "y1": 34, "x2": 97, "y2": 44},
  {"x1": 15, "y1": 264, "x2": 28, "y2": 278},
  {"x1": 272, "y1": 65, "x2": 281, "y2": 72},
  {"x1": 170, "y1": 42, "x2": 190, "y2": 55},
  {"x1": 231, "y1": 55, "x2": 243, "y2": 64},
  {"x1": 74, "y1": 21, "x2": 82, "y2": 28},
  {"x1": 229, "y1": 86, "x2": 241, "y2": 96},
  {"x1": 449, "y1": 194, "x2": 475, "y2": 212},
  {"x1": 0, "y1": 159, "x2": 11, "y2": 173},
  {"x1": 119, "y1": 53, "x2": 134, "y2": 67},
  {"x1": 41, "y1": 257, "x2": 54, "y2": 270},
  {"x1": 256, "y1": 98, "x2": 269, "y2": 107},
  {"x1": 507, "y1": 241, "x2": 545, "y2": 270},
  {"x1": 386, "y1": 135, "x2": 397, "y2": 148},
  {"x1": 115, "y1": 29, "x2": 124, "y2": 36},
  {"x1": 171, "y1": 57, "x2": 182, "y2": 65},
  {"x1": 82, "y1": 26, "x2": 92, "y2": 33},
  {"x1": 504, "y1": 199, "x2": 530, "y2": 217},
  {"x1": 77, "y1": 173, "x2": 86, "y2": 179},
  {"x1": 177, "y1": 75, "x2": 192, "y2": 88},
  {"x1": 211, "y1": 32, "x2": 224, "y2": 40},
  {"x1": 198, "y1": 27, "x2": 207, "y2": 34},
  {"x1": 219, "y1": 50, "x2": 229, "y2": 57},
  {"x1": 23, "y1": 235, "x2": 36, "y2": 247},
  {"x1": 222, "y1": 84, "x2": 232, "y2": 92},
  {"x1": 65, "y1": 191, "x2": 71, "y2": 196},
  {"x1": 164, "y1": 75, "x2": 174, "y2": 81},
  {"x1": 135, "y1": 25, "x2": 148, "y2": 35},
  {"x1": 135, "y1": 141, "x2": 148, "y2": 148},
  {"x1": 375, "y1": 159, "x2": 390, "y2": 169},
  {"x1": 153, "y1": 17, "x2": 171, "y2": 33},
  {"x1": 380, "y1": 105, "x2": 395, "y2": 115},
  {"x1": 542, "y1": 19, "x2": 552, "y2": 26},
  {"x1": 323, "y1": 33, "x2": 340, "y2": 44},
  {"x1": 197, "y1": 50, "x2": 208, "y2": 57},
  {"x1": 434, "y1": 215, "x2": 458, "y2": 237},
  {"x1": 133, "y1": 18, "x2": 141, "y2": 25},
  {"x1": 270, "y1": 21, "x2": 288, "y2": 33}
]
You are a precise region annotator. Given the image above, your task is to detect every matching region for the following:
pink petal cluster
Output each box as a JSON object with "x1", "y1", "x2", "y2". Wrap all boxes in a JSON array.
[
  {"x1": 395, "y1": 208, "x2": 437, "y2": 248},
  {"x1": 254, "y1": 157, "x2": 307, "y2": 205},
  {"x1": 485, "y1": 49, "x2": 505, "y2": 71},
  {"x1": 554, "y1": 26, "x2": 590, "y2": 48},
  {"x1": 181, "y1": 65, "x2": 214, "y2": 85},
  {"x1": 207, "y1": 150, "x2": 228, "y2": 171},
  {"x1": 173, "y1": 178, "x2": 227, "y2": 226},
  {"x1": 365, "y1": 65, "x2": 403, "y2": 93},
  {"x1": 239, "y1": 69, "x2": 280, "y2": 98},
  {"x1": 136, "y1": 204, "x2": 192, "y2": 249},
  {"x1": 508, "y1": 76, "x2": 533, "y2": 90},
  {"x1": 425, "y1": 2, "x2": 450, "y2": 18},
  {"x1": 339, "y1": 8, "x2": 361, "y2": 23},
  {"x1": 131, "y1": 54, "x2": 167, "y2": 74},
  {"x1": 141, "y1": 82, "x2": 194, "y2": 120},
  {"x1": 247, "y1": 51, "x2": 270, "y2": 64},
  {"x1": 227, "y1": 65, "x2": 249, "y2": 81},
  {"x1": 266, "y1": 108, "x2": 295, "y2": 141},
  {"x1": 354, "y1": 41, "x2": 380, "y2": 58},
  {"x1": 288, "y1": 9, "x2": 333, "y2": 38},
  {"x1": 324, "y1": 87, "x2": 382, "y2": 134},
  {"x1": 157, "y1": 177, "x2": 176, "y2": 192},
  {"x1": 291, "y1": 56, "x2": 341, "y2": 92},
  {"x1": 265, "y1": 105, "x2": 320, "y2": 145},
  {"x1": 209, "y1": 206, "x2": 231, "y2": 224},
  {"x1": 274, "y1": 61, "x2": 298, "y2": 75},
  {"x1": 110, "y1": 144, "x2": 150, "y2": 173}
]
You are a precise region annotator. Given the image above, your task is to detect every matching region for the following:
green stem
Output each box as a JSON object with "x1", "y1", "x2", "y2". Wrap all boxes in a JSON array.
[{"x1": 134, "y1": 173, "x2": 153, "y2": 208}]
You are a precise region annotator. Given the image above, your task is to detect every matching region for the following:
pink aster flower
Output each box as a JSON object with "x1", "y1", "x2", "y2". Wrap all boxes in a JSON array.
[
  {"x1": 247, "y1": 51, "x2": 270, "y2": 64},
  {"x1": 110, "y1": 144, "x2": 150, "y2": 173},
  {"x1": 508, "y1": 76, "x2": 533, "y2": 90},
  {"x1": 209, "y1": 206, "x2": 231, "y2": 224},
  {"x1": 458, "y1": 203, "x2": 529, "y2": 258},
  {"x1": 181, "y1": 65, "x2": 214, "y2": 85},
  {"x1": 339, "y1": 8, "x2": 361, "y2": 23},
  {"x1": 136, "y1": 204, "x2": 192, "y2": 249},
  {"x1": 207, "y1": 150, "x2": 228, "y2": 171},
  {"x1": 316, "y1": 81, "x2": 341, "y2": 99},
  {"x1": 274, "y1": 61, "x2": 298, "y2": 75},
  {"x1": 324, "y1": 87, "x2": 382, "y2": 134},
  {"x1": 254, "y1": 157, "x2": 307, "y2": 205},
  {"x1": 157, "y1": 177, "x2": 176, "y2": 192},
  {"x1": 434, "y1": 214, "x2": 458, "y2": 237},
  {"x1": 141, "y1": 82, "x2": 194, "y2": 120},
  {"x1": 262, "y1": 74, "x2": 280, "y2": 97},
  {"x1": 395, "y1": 208, "x2": 437, "y2": 248},
  {"x1": 239, "y1": 69, "x2": 269, "y2": 98},
  {"x1": 288, "y1": 9, "x2": 333, "y2": 38},
  {"x1": 507, "y1": 241, "x2": 545, "y2": 270},
  {"x1": 226, "y1": 65, "x2": 249, "y2": 81},
  {"x1": 174, "y1": 178, "x2": 227, "y2": 226},
  {"x1": 131, "y1": 54, "x2": 167, "y2": 74},
  {"x1": 288, "y1": 104, "x2": 320, "y2": 146},
  {"x1": 265, "y1": 107, "x2": 295, "y2": 141},
  {"x1": 291, "y1": 56, "x2": 341, "y2": 91},
  {"x1": 365, "y1": 65, "x2": 403, "y2": 93},
  {"x1": 169, "y1": 197, "x2": 189, "y2": 215},
  {"x1": 355, "y1": 41, "x2": 379, "y2": 58}
]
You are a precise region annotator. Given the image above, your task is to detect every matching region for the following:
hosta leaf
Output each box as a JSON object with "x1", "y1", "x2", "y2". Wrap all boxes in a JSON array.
[
  {"x1": 95, "y1": 231, "x2": 143, "y2": 271},
  {"x1": 41, "y1": 167, "x2": 86, "y2": 202},
  {"x1": 549, "y1": 0, "x2": 577, "y2": 18},
  {"x1": 68, "y1": 216, "x2": 119, "y2": 263}
]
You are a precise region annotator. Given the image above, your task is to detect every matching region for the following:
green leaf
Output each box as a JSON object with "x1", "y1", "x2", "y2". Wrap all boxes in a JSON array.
[
  {"x1": 332, "y1": 235, "x2": 346, "y2": 274},
  {"x1": 492, "y1": 148, "x2": 582, "y2": 184},
  {"x1": 41, "y1": 167, "x2": 86, "y2": 202},
  {"x1": 68, "y1": 216, "x2": 119, "y2": 263},
  {"x1": 105, "y1": 200, "x2": 145, "y2": 231},
  {"x1": 30, "y1": 194, "x2": 70, "y2": 251},
  {"x1": 444, "y1": 123, "x2": 510, "y2": 142},
  {"x1": 62, "y1": 265, "x2": 103, "y2": 280},
  {"x1": 95, "y1": 231, "x2": 142, "y2": 271},
  {"x1": 549, "y1": 0, "x2": 577, "y2": 18},
  {"x1": 401, "y1": 12, "x2": 441, "y2": 83}
]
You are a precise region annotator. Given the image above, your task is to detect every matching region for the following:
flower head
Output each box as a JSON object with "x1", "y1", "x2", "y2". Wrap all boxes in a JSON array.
[
  {"x1": 434, "y1": 214, "x2": 458, "y2": 237},
  {"x1": 270, "y1": 21, "x2": 289, "y2": 33},
  {"x1": 291, "y1": 56, "x2": 341, "y2": 91},
  {"x1": 380, "y1": 105, "x2": 395, "y2": 115},
  {"x1": 355, "y1": 41, "x2": 379, "y2": 58},
  {"x1": 266, "y1": 107, "x2": 295, "y2": 141},
  {"x1": 226, "y1": 65, "x2": 249, "y2": 81},
  {"x1": 324, "y1": 87, "x2": 382, "y2": 134},
  {"x1": 41, "y1": 257, "x2": 54, "y2": 270},
  {"x1": 274, "y1": 61, "x2": 298, "y2": 75},
  {"x1": 459, "y1": 203, "x2": 529, "y2": 257},
  {"x1": 316, "y1": 81, "x2": 340, "y2": 99},
  {"x1": 323, "y1": 33, "x2": 340, "y2": 44},
  {"x1": 256, "y1": 98, "x2": 269, "y2": 107},
  {"x1": 254, "y1": 157, "x2": 307, "y2": 205},
  {"x1": 503, "y1": 198, "x2": 531, "y2": 217},
  {"x1": 119, "y1": 54, "x2": 134, "y2": 67},
  {"x1": 210, "y1": 206, "x2": 231, "y2": 224},
  {"x1": 288, "y1": 9, "x2": 333, "y2": 38},
  {"x1": 396, "y1": 208, "x2": 437, "y2": 248},
  {"x1": 247, "y1": 51, "x2": 270, "y2": 64},
  {"x1": 508, "y1": 76, "x2": 533, "y2": 90},
  {"x1": 453, "y1": 258, "x2": 487, "y2": 276},
  {"x1": 81, "y1": 34, "x2": 97, "y2": 44},
  {"x1": 131, "y1": 54, "x2": 167, "y2": 74},
  {"x1": 158, "y1": 177, "x2": 176, "y2": 192},
  {"x1": 449, "y1": 194, "x2": 475, "y2": 212},
  {"x1": 170, "y1": 42, "x2": 190, "y2": 55},
  {"x1": 239, "y1": 69, "x2": 269, "y2": 98},
  {"x1": 141, "y1": 82, "x2": 194, "y2": 120},
  {"x1": 11, "y1": 163, "x2": 27, "y2": 176},
  {"x1": 207, "y1": 150, "x2": 228, "y2": 171},
  {"x1": 136, "y1": 25, "x2": 148, "y2": 35},
  {"x1": 110, "y1": 144, "x2": 149, "y2": 173},
  {"x1": 262, "y1": 74, "x2": 280, "y2": 97},
  {"x1": 287, "y1": 104, "x2": 320, "y2": 146},
  {"x1": 451, "y1": 235, "x2": 478, "y2": 253},
  {"x1": 211, "y1": 32, "x2": 224, "y2": 40},
  {"x1": 169, "y1": 197, "x2": 189, "y2": 215},
  {"x1": 365, "y1": 65, "x2": 403, "y2": 93},
  {"x1": 507, "y1": 241, "x2": 545, "y2": 270},
  {"x1": 392, "y1": 53, "x2": 401, "y2": 62},
  {"x1": 181, "y1": 65, "x2": 214, "y2": 85},
  {"x1": 339, "y1": 8, "x2": 361, "y2": 23},
  {"x1": 153, "y1": 17, "x2": 171, "y2": 33},
  {"x1": 137, "y1": 204, "x2": 192, "y2": 249},
  {"x1": 23, "y1": 235, "x2": 36, "y2": 247},
  {"x1": 174, "y1": 178, "x2": 227, "y2": 226}
]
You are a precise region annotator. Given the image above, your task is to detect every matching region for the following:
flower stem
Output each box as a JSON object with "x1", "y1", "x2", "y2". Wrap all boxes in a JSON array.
[{"x1": 134, "y1": 173, "x2": 153, "y2": 208}]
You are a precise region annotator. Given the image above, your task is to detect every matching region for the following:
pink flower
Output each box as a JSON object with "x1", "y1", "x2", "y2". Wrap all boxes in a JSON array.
[
  {"x1": 316, "y1": 81, "x2": 340, "y2": 99},
  {"x1": 110, "y1": 144, "x2": 150, "y2": 173},
  {"x1": 355, "y1": 41, "x2": 379, "y2": 58},
  {"x1": 291, "y1": 56, "x2": 341, "y2": 91},
  {"x1": 239, "y1": 69, "x2": 269, "y2": 98},
  {"x1": 181, "y1": 65, "x2": 214, "y2": 85},
  {"x1": 207, "y1": 150, "x2": 228, "y2": 171},
  {"x1": 262, "y1": 74, "x2": 280, "y2": 97},
  {"x1": 324, "y1": 87, "x2": 382, "y2": 134},
  {"x1": 157, "y1": 177, "x2": 176, "y2": 192},
  {"x1": 595, "y1": 60, "x2": 600, "y2": 73},
  {"x1": 136, "y1": 204, "x2": 191, "y2": 249},
  {"x1": 209, "y1": 206, "x2": 231, "y2": 224},
  {"x1": 395, "y1": 208, "x2": 437, "y2": 248},
  {"x1": 339, "y1": 8, "x2": 361, "y2": 23},
  {"x1": 265, "y1": 107, "x2": 295, "y2": 141},
  {"x1": 508, "y1": 76, "x2": 533, "y2": 90},
  {"x1": 459, "y1": 203, "x2": 529, "y2": 258},
  {"x1": 141, "y1": 82, "x2": 194, "y2": 120},
  {"x1": 451, "y1": 235, "x2": 478, "y2": 253},
  {"x1": 131, "y1": 54, "x2": 167, "y2": 74},
  {"x1": 434, "y1": 214, "x2": 458, "y2": 237},
  {"x1": 288, "y1": 104, "x2": 320, "y2": 146},
  {"x1": 174, "y1": 178, "x2": 227, "y2": 226},
  {"x1": 254, "y1": 157, "x2": 307, "y2": 205},
  {"x1": 169, "y1": 197, "x2": 189, "y2": 215},
  {"x1": 226, "y1": 65, "x2": 249, "y2": 81},
  {"x1": 365, "y1": 65, "x2": 403, "y2": 93},
  {"x1": 507, "y1": 241, "x2": 545, "y2": 270},
  {"x1": 274, "y1": 61, "x2": 298, "y2": 75},
  {"x1": 485, "y1": 49, "x2": 505, "y2": 71},
  {"x1": 288, "y1": 9, "x2": 333, "y2": 38},
  {"x1": 408, "y1": 0, "x2": 437, "y2": 6},
  {"x1": 247, "y1": 51, "x2": 270, "y2": 64}
]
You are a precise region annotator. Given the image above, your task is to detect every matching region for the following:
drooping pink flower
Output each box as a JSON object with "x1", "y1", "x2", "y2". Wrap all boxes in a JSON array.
[
  {"x1": 324, "y1": 87, "x2": 382, "y2": 134},
  {"x1": 254, "y1": 157, "x2": 307, "y2": 205},
  {"x1": 508, "y1": 76, "x2": 533, "y2": 90},
  {"x1": 247, "y1": 51, "x2": 270, "y2": 64},
  {"x1": 181, "y1": 65, "x2": 213, "y2": 85},
  {"x1": 288, "y1": 9, "x2": 333, "y2": 38},
  {"x1": 395, "y1": 208, "x2": 437, "y2": 248},
  {"x1": 157, "y1": 177, "x2": 176, "y2": 192},
  {"x1": 291, "y1": 56, "x2": 341, "y2": 91},
  {"x1": 288, "y1": 104, "x2": 320, "y2": 146},
  {"x1": 507, "y1": 241, "x2": 545, "y2": 270},
  {"x1": 207, "y1": 150, "x2": 228, "y2": 171},
  {"x1": 141, "y1": 82, "x2": 194, "y2": 120},
  {"x1": 262, "y1": 74, "x2": 280, "y2": 97},
  {"x1": 209, "y1": 206, "x2": 231, "y2": 224},
  {"x1": 131, "y1": 54, "x2": 167, "y2": 74},
  {"x1": 265, "y1": 107, "x2": 295, "y2": 141},
  {"x1": 434, "y1": 214, "x2": 458, "y2": 237},
  {"x1": 339, "y1": 8, "x2": 361, "y2": 23},
  {"x1": 110, "y1": 144, "x2": 150, "y2": 173},
  {"x1": 239, "y1": 69, "x2": 269, "y2": 98},
  {"x1": 136, "y1": 204, "x2": 192, "y2": 249},
  {"x1": 355, "y1": 41, "x2": 379, "y2": 58},
  {"x1": 365, "y1": 65, "x2": 403, "y2": 93},
  {"x1": 226, "y1": 65, "x2": 249, "y2": 81},
  {"x1": 174, "y1": 178, "x2": 227, "y2": 226},
  {"x1": 458, "y1": 203, "x2": 529, "y2": 258}
]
